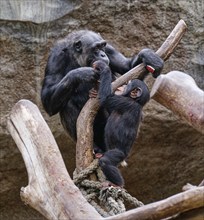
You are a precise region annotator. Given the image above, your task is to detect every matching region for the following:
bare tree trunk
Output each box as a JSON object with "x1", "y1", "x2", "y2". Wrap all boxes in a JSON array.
[
  {"x1": 7, "y1": 99, "x2": 204, "y2": 220},
  {"x1": 7, "y1": 100, "x2": 102, "y2": 220}
]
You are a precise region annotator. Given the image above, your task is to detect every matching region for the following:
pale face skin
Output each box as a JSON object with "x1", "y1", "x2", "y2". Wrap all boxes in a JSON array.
[
  {"x1": 115, "y1": 85, "x2": 142, "y2": 99},
  {"x1": 89, "y1": 83, "x2": 142, "y2": 99}
]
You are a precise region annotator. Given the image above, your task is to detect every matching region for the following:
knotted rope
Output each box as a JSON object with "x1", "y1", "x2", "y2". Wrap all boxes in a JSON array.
[{"x1": 73, "y1": 159, "x2": 144, "y2": 217}]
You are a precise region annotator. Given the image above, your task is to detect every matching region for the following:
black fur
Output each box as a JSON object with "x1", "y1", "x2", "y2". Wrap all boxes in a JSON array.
[
  {"x1": 41, "y1": 30, "x2": 163, "y2": 159},
  {"x1": 94, "y1": 60, "x2": 150, "y2": 186}
]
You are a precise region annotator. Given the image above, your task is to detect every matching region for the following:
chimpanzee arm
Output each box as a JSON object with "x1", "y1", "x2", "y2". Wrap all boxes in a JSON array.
[
  {"x1": 41, "y1": 67, "x2": 96, "y2": 116},
  {"x1": 95, "y1": 60, "x2": 139, "y2": 112},
  {"x1": 106, "y1": 45, "x2": 164, "y2": 77},
  {"x1": 104, "y1": 95, "x2": 138, "y2": 114},
  {"x1": 105, "y1": 44, "x2": 132, "y2": 74},
  {"x1": 97, "y1": 65, "x2": 113, "y2": 104}
]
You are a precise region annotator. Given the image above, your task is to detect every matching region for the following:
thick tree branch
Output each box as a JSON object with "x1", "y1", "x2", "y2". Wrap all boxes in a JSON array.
[
  {"x1": 76, "y1": 99, "x2": 99, "y2": 171},
  {"x1": 76, "y1": 19, "x2": 187, "y2": 170},
  {"x1": 112, "y1": 19, "x2": 187, "y2": 90},
  {"x1": 151, "y1": 71, "x2": 204, "y2": 134},
  {"x1": 106, "y1": 186, "x2": 204, "y2": 220},
  {"x1": 7, "y1": 100, "x2": 204, "y2": 220},
  {"x1": 7, "y1": 100, "x2": 102, "y2": 220}
]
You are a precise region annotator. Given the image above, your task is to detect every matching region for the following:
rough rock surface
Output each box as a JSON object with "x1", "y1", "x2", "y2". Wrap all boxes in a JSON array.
[{"x1": 0, "y1": 0, "x2": 203, "y2": 219}]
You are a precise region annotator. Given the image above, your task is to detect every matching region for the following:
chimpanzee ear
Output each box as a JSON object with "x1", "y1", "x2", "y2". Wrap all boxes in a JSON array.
[
  {"x1": 136, "y1": 87, "x2": 143, "y2": 97},
  {"x1": 74, "y1": 40, "x2": 82, "y2": 52}
]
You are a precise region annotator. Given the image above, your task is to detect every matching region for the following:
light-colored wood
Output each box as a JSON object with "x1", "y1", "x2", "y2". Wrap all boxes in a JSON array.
[
  {"x1": 106, "y1": 186, "x2": 204, "y2": 220},
  {"x1": 76, "y1": 99, "x2": 99, "y2": 171},
  {"x1": 76, "y1": 19, "x2": 187, "y2": 170},
  {"x1": 151, "y1": 71, "x2": 204, "y2": 134},
  {"x1": 7, "y1": 100, "x2": 204, "y2": 220},
  {"x1": 112, "y1": 19, "x2": 187, "y2": 90},
  {"x1": 7, "y1": 20, "x2": 203, "y2": 220},
  {"x1": 7, "y1": 99, "x2": 102, "y2": 220}
]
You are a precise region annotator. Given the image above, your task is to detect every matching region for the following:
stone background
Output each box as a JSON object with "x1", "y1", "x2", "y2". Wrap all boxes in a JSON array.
[{"x1": 0, "y1": 0, "x2": 203, "y2": 219}]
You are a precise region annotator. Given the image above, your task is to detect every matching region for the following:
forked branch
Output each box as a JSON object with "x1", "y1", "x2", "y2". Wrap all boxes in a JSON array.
[
  {"x1": 76, "y1": 19, "x2": 187, "y2": 171},
  {"x1": 7, "y1": 20, "x2": 203, "y2": 220},
  {"x1": 7, "y1": 99, "x2": 204, "y2": 220}
]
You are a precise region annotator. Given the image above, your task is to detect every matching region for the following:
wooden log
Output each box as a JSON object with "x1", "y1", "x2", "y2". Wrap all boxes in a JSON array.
[
  {"x1": 76, "y1": 19, "x2": 187, "y2": 171},
  {"x1": 151, "y1": 71, "x2": 204, "y2": 134},
  {"x1": 7, "y1": 100, "x2": 102, "y2": 220},
  {"x1": 106, "y1": 186, "x2": 204, "y2": 220},
  {"x1": 7, "y1": 100, "x2": 204, "y2": 220}
]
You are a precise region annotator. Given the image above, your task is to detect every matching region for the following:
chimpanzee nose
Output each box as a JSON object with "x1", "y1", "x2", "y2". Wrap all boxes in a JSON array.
[{"x1": 100, "y1": 52, "x2": 106, "y2": 57}]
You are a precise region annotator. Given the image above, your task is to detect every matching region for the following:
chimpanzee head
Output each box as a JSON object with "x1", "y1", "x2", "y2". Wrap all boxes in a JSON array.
[
  {"x1": 122, "y1": 79, "x2": 150, "y2": 106},
  {"x1": 68, "y1": 30, "x2": 110, "y2": 67}
]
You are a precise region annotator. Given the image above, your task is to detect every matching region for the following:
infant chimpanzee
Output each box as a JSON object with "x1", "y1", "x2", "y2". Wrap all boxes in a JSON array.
[{"x1": 93, "y1": 60, "x2": 150, "y2": 186}]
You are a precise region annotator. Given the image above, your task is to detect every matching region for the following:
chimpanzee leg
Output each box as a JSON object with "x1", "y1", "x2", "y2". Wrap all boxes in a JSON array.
[{"x1": 99, "y1": 149, "x2": 126, "y2": 186}]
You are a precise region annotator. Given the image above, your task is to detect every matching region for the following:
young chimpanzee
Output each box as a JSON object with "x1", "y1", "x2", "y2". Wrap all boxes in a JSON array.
[{"x1": 93, "y1": 60, "x2": 150, "y2": 187}]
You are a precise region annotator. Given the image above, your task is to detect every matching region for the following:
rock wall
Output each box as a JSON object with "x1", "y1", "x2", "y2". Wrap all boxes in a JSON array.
[{"x1": 0, "y1": 0, "x2": 203, "y2": 219}]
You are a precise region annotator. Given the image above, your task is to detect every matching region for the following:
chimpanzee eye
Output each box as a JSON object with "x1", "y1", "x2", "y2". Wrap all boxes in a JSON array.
[
  {"x1": 101, "y1": 42, "x2": 106, "y2": 51},
  {"x1": 74, "y1": 41, "x2": 82, "y2": 52},
  {"x1": 136, "y1": 87, "x2": 142, "y2": 97},
  {"x1": 101, "y1": 42, "x2": 106, "y2": 48}
]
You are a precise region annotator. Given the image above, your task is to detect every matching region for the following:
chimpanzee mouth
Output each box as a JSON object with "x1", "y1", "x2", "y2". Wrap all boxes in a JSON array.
[{"x1": 90, "y1": 59, "x2": 109, "y2": 67}]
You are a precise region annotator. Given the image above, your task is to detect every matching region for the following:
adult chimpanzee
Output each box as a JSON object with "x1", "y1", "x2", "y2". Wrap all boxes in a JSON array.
[
  {"x1": 93, "y1": 60, "x2": 150, "y2": 186},
  {"x1": 41, "y1": 30, "x2": 163, "y2": 155}
]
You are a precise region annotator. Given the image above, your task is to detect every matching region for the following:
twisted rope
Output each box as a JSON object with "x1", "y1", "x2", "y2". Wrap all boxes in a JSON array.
[
  {"x1": 90, "y1": 200, "x2": 110, "y2": 217},
  {"x1": 121, "y1": 189, "x2": 144, "y2": 207},
  {"x1": 73, "y1": 159, "x2": 99, "y2": 184},
  {"x1": 73, "y1": 159, "x2": 144, "y2": 217}
]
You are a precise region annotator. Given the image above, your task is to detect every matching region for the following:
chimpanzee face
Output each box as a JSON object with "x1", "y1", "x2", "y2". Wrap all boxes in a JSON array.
[
  {"x1": 122, "y1": 79, "x2": 150, "y2": 105},
  {"x1": 130, "y1": 87, "x2": 142, "y2": 99},
  {"x1": 73, "y1": 31, "x2": 110, "y2": 67}
]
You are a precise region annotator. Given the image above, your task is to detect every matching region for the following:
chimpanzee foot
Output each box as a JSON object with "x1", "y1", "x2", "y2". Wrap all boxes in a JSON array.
[{"x1": 94, "y1": 153, "x2": 104, "y2": 159}]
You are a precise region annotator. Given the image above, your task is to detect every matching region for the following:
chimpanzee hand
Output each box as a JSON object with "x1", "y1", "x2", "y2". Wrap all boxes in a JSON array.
[
  {"x1": 70, "y1": 67, "x2": 99, "y2": 82},
  {"x1": 89, "y1": 61, "x2": 111, "y2": 99},
  {"x1": 132, "y1": 48, "x2": 164, "y2": 78},
  {"x1": 92, "y1": 60, "x2": 113, "y2": 103},
  {"x1": 92, "y1": 60, "x2": 110, "y2": 77},
  {"x1": 89, "y1": 88, "x2": 98, "y2": 98}
]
